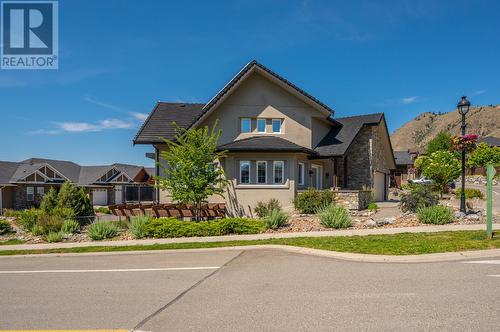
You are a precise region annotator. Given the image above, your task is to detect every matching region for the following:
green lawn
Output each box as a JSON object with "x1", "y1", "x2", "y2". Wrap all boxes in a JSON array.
[
  {"x1": 0, "y1": 231, "x2": 498, "y2": 256},
  {"x1": 0, "y1": 239, "x2": 25, "y2": 246}
]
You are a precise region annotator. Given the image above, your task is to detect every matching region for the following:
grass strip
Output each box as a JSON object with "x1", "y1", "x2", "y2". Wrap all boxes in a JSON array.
[{"x1": 0, "y1": 231, "x2": 498, "y2": 256}]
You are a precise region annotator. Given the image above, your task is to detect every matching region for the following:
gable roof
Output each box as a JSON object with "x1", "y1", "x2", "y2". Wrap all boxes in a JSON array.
[
  {"x1": 217, "y1": 136, "x2": 318, "y2": 155},
  {"x1": 0, "y1": 158, "x2": 151, "y2": 186},
  {"x1": 191, "y1": 60, "x2": 334, "y2": 129},
  {"x1": 133, "y1": 102, "x2": 205, "y2": 144},
  {"x1": 0, "y1": 161, "x2": 20, "y2": 185},
  {"x1": 315, "y1": 113, "x2": 384, "y2": 156},
  {"x1": 478, "y1": 136, "x2": 500, "y2": 147},
  {"x1": 394, "y1": 151, "x2": 413, "y2": 165},
  {"x1": 133, "y1": 60, "x2": 335, "y2": 145}
]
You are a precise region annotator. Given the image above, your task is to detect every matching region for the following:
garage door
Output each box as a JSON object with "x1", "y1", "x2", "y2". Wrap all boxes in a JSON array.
[
  {"x1": 373, "y1": 172, "x2": 386, "y2": 202},
  {"x1": 92, "y1": 189, "x2": 108, "y2": 206}
]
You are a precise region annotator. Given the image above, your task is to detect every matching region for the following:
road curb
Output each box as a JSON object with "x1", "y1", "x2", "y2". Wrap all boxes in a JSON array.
[
  {"x1": 1, "y1": 244, "x2": 499, "y2": 263},
  {"x1": 1, "y1": 223, "x2": 499, "y2": 252}
]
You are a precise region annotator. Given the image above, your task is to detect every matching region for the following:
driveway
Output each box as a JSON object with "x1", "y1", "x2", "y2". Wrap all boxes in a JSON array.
[{"x1": 1, "y1": 249, "x2": 499, "y2": 331}]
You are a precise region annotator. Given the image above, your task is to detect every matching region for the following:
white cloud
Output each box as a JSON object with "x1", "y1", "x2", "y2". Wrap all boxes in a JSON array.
[
  {"x1": 56, "y1": 122, "x2": 99, "y2": 132},
  {"x1": 130, "y1": 112, "x2": 149, "y2": 121},
  {"x1": 401, "y1": 96, "x2": 418, "y2": 104},
  {"x1": 98, "y1": 119, "x2": 134, "y2": 129},
  {"x1": 472, "y1": 89, "x2": 486, "y2": 96}
]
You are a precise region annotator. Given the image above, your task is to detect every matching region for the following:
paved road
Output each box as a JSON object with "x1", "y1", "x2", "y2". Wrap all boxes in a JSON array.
[{"x1": 1, "y1": 250, "x2": 499, "y2": 331}]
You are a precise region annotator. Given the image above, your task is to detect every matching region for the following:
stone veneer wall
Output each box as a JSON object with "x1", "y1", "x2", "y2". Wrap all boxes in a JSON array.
[
  {"x1": 337, "y1": 127, "x2": 372, "y2": 190},
  {"x1": 13, "y1": 184, "x2": 58, "y2": 210},
  {"x1": 334, "y1": 190, "x2": 371, "y2": 210}
]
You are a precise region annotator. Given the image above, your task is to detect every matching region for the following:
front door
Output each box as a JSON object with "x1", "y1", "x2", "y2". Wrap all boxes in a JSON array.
[
  {"x1": 311, "y1": 165, "x2": 322, "y2": 189},
  {"x1": 115, "y1": 186, "x2": 123, "y2": 204}
]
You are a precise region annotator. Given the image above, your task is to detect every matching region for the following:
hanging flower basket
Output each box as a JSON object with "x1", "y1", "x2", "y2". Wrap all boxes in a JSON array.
[{"x1": 451, "y1": 134, "x2": 478, "y2": 151}]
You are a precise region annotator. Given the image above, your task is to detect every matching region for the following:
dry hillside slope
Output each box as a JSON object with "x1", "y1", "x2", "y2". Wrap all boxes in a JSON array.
[{"x1": 391, "y1": 105, "x2": 500, "y2": 152}]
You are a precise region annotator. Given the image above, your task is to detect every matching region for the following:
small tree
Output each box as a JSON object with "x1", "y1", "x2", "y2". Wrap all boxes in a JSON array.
[
  {"x1": 467, "y1": 142, "x2": 500, "y2": 168},
  {"x1": 40, "y1": 187, "x2": 58, "y2": 213},
  {"x1": 426, "y1": 131, "x2": 452, "y2": 154},
  {"x1": 415, "y1": 151, "x2": 460, "y2": 196},
  {"x1": 156, "y1": 123, "x2": 228, "y2": 221},
  {"x1": 57, "y1": 181, "x2": 94, "y2": 217}
]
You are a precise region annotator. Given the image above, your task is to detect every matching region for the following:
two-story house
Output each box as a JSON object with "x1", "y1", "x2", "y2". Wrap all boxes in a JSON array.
[{"x1": 134, "y1": 60, "x2": 396, "y2": 216}]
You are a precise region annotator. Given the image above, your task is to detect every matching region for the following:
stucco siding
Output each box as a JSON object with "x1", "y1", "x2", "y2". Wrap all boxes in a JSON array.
[{"x1": 200, "y1": 72, "x2": 327, "y2": 149}]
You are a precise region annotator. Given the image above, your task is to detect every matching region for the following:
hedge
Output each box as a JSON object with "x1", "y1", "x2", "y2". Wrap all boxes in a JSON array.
[{"x1": 144, "y1": 218, "x2": 265, "y2": 238}]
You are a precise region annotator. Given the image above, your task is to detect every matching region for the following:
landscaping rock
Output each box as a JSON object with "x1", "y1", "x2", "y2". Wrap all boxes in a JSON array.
[
  {"x1": 466, "y1": 213, "x2": 480, "y2": 221},
  {"x1": 365, "y1": 219, "x2": 377, "y2": 228},
  {"x1": 454, "y1": 211, "x2": 466, "y2": 219}
]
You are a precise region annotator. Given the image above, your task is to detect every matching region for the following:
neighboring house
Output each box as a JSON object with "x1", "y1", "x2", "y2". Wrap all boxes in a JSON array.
[
  {"x1": 390, "y1": 150, "x2": 419, "y2": 188},
  {"x1": 134, "y1": 60, "x2": 396, "y2": 215},
  {"x1": 478, "y1": 136, "x2": 500, "y2": 147},
  {"x1": 0, "y1": 158, "x2": 155, "y2": 212}
]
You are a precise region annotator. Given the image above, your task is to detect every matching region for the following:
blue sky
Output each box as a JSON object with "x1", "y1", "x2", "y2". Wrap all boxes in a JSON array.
[{"x1": 1, "y1": 0, "x2": 499, "y2": 166}]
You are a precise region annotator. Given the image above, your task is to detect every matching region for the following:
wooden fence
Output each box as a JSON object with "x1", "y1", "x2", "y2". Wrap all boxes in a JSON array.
[{"x1": 108, "y1": 203, "x2": 226, "y2": 220}]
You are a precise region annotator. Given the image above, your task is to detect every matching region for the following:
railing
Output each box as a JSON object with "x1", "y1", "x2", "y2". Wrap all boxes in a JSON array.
[{"x1": 108, "y1": 203, "x2": 226, "y2": 220}]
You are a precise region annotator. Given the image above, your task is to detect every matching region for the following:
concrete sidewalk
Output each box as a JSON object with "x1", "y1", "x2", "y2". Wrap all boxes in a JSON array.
[{"x1": 1, "y1": 223, "x2": 498, "y2": 252}]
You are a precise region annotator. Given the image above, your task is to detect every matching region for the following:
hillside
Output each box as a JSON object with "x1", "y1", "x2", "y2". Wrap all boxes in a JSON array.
[{"x1": 391, "y1": 105, "x2": 500, "y2": 152}]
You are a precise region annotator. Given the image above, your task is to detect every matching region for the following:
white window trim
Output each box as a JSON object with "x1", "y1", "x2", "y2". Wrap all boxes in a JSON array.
[
  {"x1": 271, "y1": 119, "x2": 282, "y2": 133},
  {"x1": 241, "y1": 118, "x2": 252, "y2": 133},
  {"x1": 239, "y1": 160, "x2": 251, "y2": 184},
  {"x1": 298, "y1": 162, "x2": 305, "y2": 186},
  {"x1": 26, "y1": 186, "x2": 34, "y2": 201},
  {"x1": 257, "y1": 118, "x2": 266, "y2": 133},
  {"x1": 36, "y1": 187, "x2": 45, "y2": 196},
  {"x1": 273, "y1": 161, "x2": 284, "y2": 184},
  {"x1": 256, "y1": 161, "x2": 267, "y2": 184}
]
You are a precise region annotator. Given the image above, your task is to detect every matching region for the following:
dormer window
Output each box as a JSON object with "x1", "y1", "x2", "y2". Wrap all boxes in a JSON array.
[
  {"x1": 241, "y1": 118, "x2": 251, "y2": 133},
  {"x1": 272, "y1": 119, "x2": 282, "y2": 133},
  {"x1": 257, "y1": 119, "x2": 266, "y2": 133}
]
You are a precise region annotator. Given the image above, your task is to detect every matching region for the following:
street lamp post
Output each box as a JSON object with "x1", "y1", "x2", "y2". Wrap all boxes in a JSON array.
[{"x1": 457, "y1": 96, "x2": 470, "y2": 213}]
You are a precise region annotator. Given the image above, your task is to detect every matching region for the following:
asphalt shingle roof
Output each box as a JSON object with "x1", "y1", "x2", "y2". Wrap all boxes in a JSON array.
[
  {"x1": 314, "y1": 113, "x2": 384, "y2": 157},
  {"x1": 478, "y1": 136, "x2": 500, "y2": 147},
  {"x1": 217, "y1": 136, "x2": 318, "y2": 155},
  {"x1": 394, "y1": 151, "x2": 413, "y2": 165},
  {"x1": 0, "y1": 158, "x2": 150, "y2": 185},
  {"x1": 0, "y1": 161, "x2": 20, "y2": 185},
  {"x1": 133, "y1": 60, "x2": 335, "y2": 145},
  {"x1": 133, "y1": 102, "x2": 205, "y2": 144}
]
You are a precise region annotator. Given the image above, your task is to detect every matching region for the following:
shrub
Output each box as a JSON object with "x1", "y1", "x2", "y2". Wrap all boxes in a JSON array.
[
  {"x1": 61, "y1": 219, "x2": 80, "y2": 234},
  {"x1": 399, "y1": 184, "x2": 439, "y2": 213},
  {"x1": 94, "y1": 206, "x2": 111, "y2": 214},
  {"x1": 417, "y1": 205, "x2": 453, "y2": 225},
  {"x1": 144, "y1": 218, "x2": 265, "y2": 238},
  {"x1": 0, "y1": 219, "x2": 12, "y2": 235},
  {"x1": 263, "y1": 209, "x2": 288, "y2": 230},
  {"x1": 31, "y1": 224, "x2": 43, "y2": 236},
  {"x1": 293, "y1": 189, "x2": 334, "y2": 214},
  {"x1": 367, "y1": 202, "x2": 379, "y2": 212},
  {"x1": 51, "y1": 206, "x2": 76, "y2": 219},
  {"x1": 87, "y1": 221, "x2": 118, "y2": 240},
  {"x1": 129, "y1": 216, "x2": 150, "y2": 239},
  {"x1": 57, "y1": 181, "x2": 94, "y2": 217},
  {"x1": 40, "y1": 187, "x2": 58, "y2": 213},
  {"x1": 16, "y1": 209, "x2": 44, "y2": 231},
  {"x1": 317, "y1": 205, "x2": 352, "y2": 229},
  {"x1": 38, "y1": 214, "x2": 64, "y2": 234},
  {"x1": 45, "y1": 231, "x2": 65, "y2": 243},
  {"x1": 254, "y1": 198, "x2": 282, "y2": 218},
  {"x1": 455, "y1": 188, "x2": 484, "y2": 200}
]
